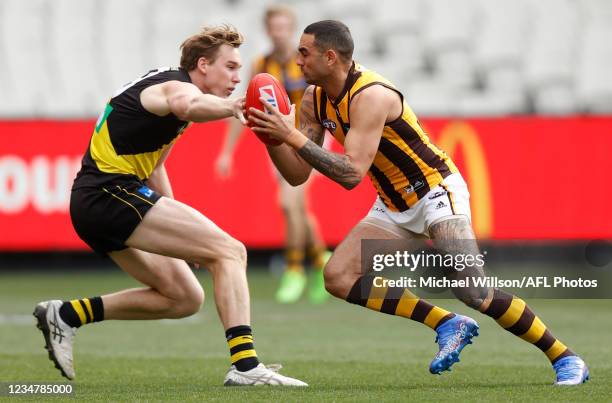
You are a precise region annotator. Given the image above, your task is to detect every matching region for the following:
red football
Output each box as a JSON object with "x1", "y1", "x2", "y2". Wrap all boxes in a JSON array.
[{"x1": 245, "y1": 73, "x2": 290, "y2": 146}]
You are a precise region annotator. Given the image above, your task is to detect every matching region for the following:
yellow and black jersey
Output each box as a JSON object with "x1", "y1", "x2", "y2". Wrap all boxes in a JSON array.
[
  {"x1": 253, "y1": 53, "x2": 307, "y2": 110},
  {"x1": 73, "y1": 67, "x2": 192, "y2": 189},
  {"x1": 313, "y1": 62, "x2": 458, "y2": 212}
]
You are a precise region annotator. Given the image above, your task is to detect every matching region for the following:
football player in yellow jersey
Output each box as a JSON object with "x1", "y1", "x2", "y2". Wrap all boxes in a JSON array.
[
  {"x1": 33, "y1": 25, "x2": 306, "y2": 387},
  {"x1": 216, "y1": 5, "x2": 330, "y2": 305},
  {"x1": 249, "y1": 20, "x2": 588, "y2": 385}
]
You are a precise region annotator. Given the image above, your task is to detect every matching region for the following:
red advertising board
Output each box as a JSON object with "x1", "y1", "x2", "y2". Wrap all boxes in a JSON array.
[{"x1": 0, "y1": 117, "x2": 611, "y2": 250}]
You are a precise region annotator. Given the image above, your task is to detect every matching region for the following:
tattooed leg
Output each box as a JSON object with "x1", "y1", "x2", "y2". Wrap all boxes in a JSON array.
[{"x1": 429, "y1": 217, "x2": 491, "y2": 309}]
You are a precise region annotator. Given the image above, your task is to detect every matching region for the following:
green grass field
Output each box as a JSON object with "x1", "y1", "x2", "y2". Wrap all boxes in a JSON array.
[{"x1": 0, "y1": 268, "x2": 610, "y2": 402}]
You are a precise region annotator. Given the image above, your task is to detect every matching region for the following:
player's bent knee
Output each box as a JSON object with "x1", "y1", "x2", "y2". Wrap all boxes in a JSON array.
[
  {"x1": 173, "y1": 284, "x2": 205, "y2": 318},
  {"x1": 323, "y1": 263, "x2": 347, "y2": 298}
]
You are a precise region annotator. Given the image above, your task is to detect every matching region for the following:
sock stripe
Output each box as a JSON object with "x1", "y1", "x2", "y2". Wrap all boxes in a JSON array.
[
  {"x1": 230, "y1": 342, "x2": 255, "y2": 356},
  {"x1": 534, "y1": 330, "x2": 556, "y2": 352},
  {"x1": 365, "y1": 280, "x2": 388, "y2": 310},
  {"x1": 394, "y1": 289, "x2": 419, "y2": 318},
  {"x1": 231, "y1": 349, "x2": 258, "y2": 363},
  {"x1": 70, "y1": 300, "x2": 87, "y2": 325},
  {"x1": 379, "y1": 286, "x2": 404, "y2": 314},
  {"x1": 496, "y1": 297, "x2": 526, "y2": 328},
  {"x1": 346, "y1": 275, "x2": 374, "y2": 306},
  {"x1": 227, "y1": 335, "x2": 253, "y2": 349},
  {"x1": 410, "y1": 299, "x2": 434, "y2": 323},
  {"x1": 82, "y1": 298, "x2": 94, "y2": 321},
  {"x1": 552, "y1": 348, "x2": 573, "y2": 364},
  {"x1": 506, "y1": 306, "x2": 536, "y2": 336},
  {"x1": 519, "y1": 316, "x2": 547, "y2": 343},
  {"x1": 424, "y1": 307, "x2": 452, "y2": 329},
  {"x1": 90, "y1": 296, "x2": 104, "y2": 322},
  {"x1": 78, "y1": 300, "x2": 92, "y2": 323},
  {"x1": 545, "y1": 340, "x2": 568, "y2": 361},
  {"x1": 483, "y1": 289, "x2": 513, "y2": 319}
]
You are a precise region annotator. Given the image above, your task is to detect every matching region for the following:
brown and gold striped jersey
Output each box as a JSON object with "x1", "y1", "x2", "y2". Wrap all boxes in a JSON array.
[{"x1": 312, "y1": 62, "x2": 458, "y2": 212}]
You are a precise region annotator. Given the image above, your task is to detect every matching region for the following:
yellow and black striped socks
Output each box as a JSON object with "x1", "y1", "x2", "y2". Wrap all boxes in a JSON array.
[
  {"x1": 285, "y1": 248, "x2": 305, "y2": 273},
  {"x1": 481, "y1": 289, "x2": 574, "y2": 363},
  {"x1": 346, "y1": 275, "x2": 455, "y2": 330},
  {"x1": 225, "y1": 325, "x2": 260, "y2": 372},
  {"x1": 59, "y1": 297, "x2": 104, "y2": 328}
]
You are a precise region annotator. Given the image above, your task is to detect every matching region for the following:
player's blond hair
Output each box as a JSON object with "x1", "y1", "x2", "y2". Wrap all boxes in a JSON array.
[
  {"x1": 264, "y1": 4, "x2": 296, "y2": 28},
  {"x1": 180, "y1": 24, "x2": 244, "y2": 70}
]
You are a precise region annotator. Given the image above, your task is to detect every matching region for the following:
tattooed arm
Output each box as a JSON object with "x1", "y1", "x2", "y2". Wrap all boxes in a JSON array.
[
  {"x1": 250, "y1": 84, "x2": 397, "y2": 189},
  {"x1": 262, "y1": 86, "x2": 325, "y2": 185}
]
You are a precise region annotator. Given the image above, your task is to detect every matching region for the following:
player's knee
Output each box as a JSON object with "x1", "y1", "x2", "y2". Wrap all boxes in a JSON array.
[
  {"x1": 323, "y1": 262, "x2": 345, "y2": 297},
  {"x1": 208, "y1": 237, "x2": 247, "y2": 272},
  {"x1": 224, "y1": 238, "x2": 247, "y2": 268},
  {"x1": 173, "y1": 283, "x2": 205, "y2": 318},
  {"x1": 452, "y1": 288, "x2": 488, "y2": 310}
]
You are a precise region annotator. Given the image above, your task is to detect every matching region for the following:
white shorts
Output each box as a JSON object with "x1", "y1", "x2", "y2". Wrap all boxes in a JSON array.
[{"x1": 366, "y1": 173, "x2": 472, "y2": 237}]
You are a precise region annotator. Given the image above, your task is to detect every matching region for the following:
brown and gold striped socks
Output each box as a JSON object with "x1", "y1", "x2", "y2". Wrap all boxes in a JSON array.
[
  {"x1": 481, "y1": 289, "x2": 574, "y2": 363},
  {"x1": 346, "y1": 275, "x2": 455, "y2": 330},
  {"x1": 285, "y1": 248, "x2": 305, "y2": 273}
]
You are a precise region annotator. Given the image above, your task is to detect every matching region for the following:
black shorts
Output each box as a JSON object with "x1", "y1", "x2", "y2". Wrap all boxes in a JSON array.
[{"x1": 70, "y1": 181, "x2": 162, "y2": 254}]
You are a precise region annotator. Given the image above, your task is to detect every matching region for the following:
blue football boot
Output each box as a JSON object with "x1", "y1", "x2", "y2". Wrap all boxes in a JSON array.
[
  {"x1": 553, "y1": 356, "x2": 589, "y2": 385},
  {"x1": 429, "y1": 314, "x2": 479, "y2": 374}
]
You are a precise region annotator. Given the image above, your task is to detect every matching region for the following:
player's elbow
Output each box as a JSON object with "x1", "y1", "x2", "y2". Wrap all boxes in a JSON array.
[
  {"x1": 340, "y1": 178, "x2": 361, "y2": 190},
  {"x1": 286, "y1": 174, "x2": 308, "y2": 187},
  {"x1": 339, "y1": 171, "x2": 364, "y2": 190}
]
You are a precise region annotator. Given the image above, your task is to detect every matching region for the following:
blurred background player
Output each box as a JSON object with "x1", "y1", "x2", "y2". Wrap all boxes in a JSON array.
[
  {"x1": 33, "y1": 25, "x2": 306, "y2": 387},
  {"x1": 215, "y1": 5, "x2": 330, "y2": 304}
]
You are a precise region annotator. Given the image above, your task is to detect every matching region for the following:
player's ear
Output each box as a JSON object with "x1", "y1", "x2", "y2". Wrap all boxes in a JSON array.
[
  {"x1": 325, "y1": 49, "x2": 337, "y2": 67},
  {"x1": 197, "y1": 57, "x2": 209, "y2": 74}
]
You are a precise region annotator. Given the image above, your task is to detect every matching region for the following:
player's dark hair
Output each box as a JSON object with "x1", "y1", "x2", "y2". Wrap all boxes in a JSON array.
[
  {"x1": 303, "y1": 20, "x2": 354, "y2": 62},
  {"x1": 180, "y1": 24, "x2": 244, "y2": 70}
]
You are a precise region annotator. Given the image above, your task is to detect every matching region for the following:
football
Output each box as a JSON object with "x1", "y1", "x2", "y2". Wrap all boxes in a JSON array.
[{"x1": 245, "y1": 73, "x2": 290, "y2": 146}]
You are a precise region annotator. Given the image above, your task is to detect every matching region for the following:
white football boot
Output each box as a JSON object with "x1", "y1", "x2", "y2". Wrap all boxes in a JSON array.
[
  {"x1": 224, "y1": 363, "x2": 308, "y2": 386},
  {"x1": 33, "y1": 300, "x2": 76, "y2": 380}
]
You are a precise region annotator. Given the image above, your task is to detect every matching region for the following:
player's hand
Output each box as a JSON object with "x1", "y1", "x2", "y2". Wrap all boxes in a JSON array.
[
  {"x1": 231, "y1": 96, "x2": 247, "y2": 125},
  {"x1": 249, "y1": 98, "x2": 296, "y2": 143},
  {"x1": 215, "y1": 152, "x2": 233, "y2": 179}
]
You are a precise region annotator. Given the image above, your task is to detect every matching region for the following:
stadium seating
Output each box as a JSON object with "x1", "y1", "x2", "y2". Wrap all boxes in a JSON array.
[{"x1": 0, "y1": 0, "x2": 610, "y2": 117}]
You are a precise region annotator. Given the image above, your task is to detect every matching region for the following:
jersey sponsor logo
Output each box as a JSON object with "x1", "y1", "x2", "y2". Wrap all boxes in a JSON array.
[
  {"x1": 258, "y1": 85, "x2": 278, "y2": 113},
  {"x1": 403, "y1": 180, "x2": 425, "y2": 194},
  {"x1": 138, "y1": 186, "x2": 154, "y2": 198},
  {"x1": 428, "y1": 191, "x2": 447, "y2": 200},
  {"x1": 322, "y1": 119, "x2": 337, "y2": 131}
]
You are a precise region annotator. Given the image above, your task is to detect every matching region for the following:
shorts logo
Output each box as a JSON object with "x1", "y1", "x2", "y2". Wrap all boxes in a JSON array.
[
  {"x1": 138, "y1": 186, "x2": 154, "y2": 198},
  {"x1": 435, "y1": 200, "x2": 447, "y2": 210},
  {"x1": 428, "y1": 191, "x2": 447, "y2": 200},
  {"x1": 322, "y1": 119, "x2": 337, "y2": 131},
  {"x1": 404, "y1": 180, "x2": 425, "y2": 194},
  {"x1": 259, "y1": 85, "x2": 278, "y2": 113}
]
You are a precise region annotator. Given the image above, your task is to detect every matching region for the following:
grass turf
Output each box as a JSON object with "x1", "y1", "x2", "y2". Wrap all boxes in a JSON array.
[{"x1": 0, "y1": 268, "x2": 609, "y2": 402}]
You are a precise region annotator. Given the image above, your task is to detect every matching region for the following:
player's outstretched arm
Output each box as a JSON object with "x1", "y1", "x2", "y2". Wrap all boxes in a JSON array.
[
  {"x1": 251, "y1": 85, "x2": 392, "y2": 190},
  {"x1": 141, "y1": 81, "x2": 246, "y2": 124}
]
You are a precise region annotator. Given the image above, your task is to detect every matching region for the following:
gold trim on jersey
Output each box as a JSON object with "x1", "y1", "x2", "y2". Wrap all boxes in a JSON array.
[{"x1": 313, "y1": 63, "x2": 458, "y2": 212}]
